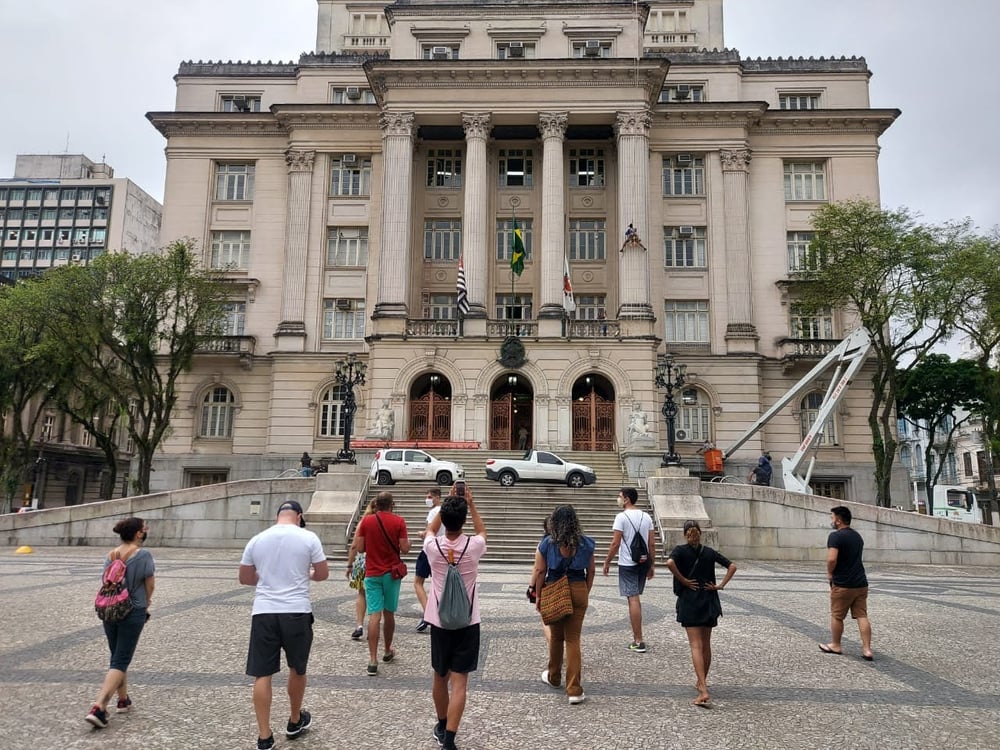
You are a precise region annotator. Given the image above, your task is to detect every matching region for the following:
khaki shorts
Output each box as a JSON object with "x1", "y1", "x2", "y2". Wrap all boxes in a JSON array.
[{"x1": 830, "y1": 585, "x2": 869, "y2": 621}]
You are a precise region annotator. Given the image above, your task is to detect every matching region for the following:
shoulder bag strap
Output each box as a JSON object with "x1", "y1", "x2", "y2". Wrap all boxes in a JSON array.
[
  {"x1": 374, "y1": 512, "x2": 402, "y2": 561},
  {"x1": 686, "y1": 546, "x2": 705, "y2": 580}
]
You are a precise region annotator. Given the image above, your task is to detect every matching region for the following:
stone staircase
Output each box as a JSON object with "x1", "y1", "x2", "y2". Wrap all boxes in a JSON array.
[{"x1": 354, "y1": 449, "x2": 644, "y2": 563}]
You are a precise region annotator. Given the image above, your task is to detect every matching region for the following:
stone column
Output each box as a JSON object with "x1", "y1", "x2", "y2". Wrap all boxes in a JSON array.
[
  {"x1": 461, "y1": 112, "x2": 491, "y2": 318},
  {"x1": 374, "y1": 112, "x2": 416, "y2": 319},
  {"x1": 537, "y1": 112, "x2": 569, "y2": 321},
  {"x1": 275, "y1": 148, "x2": 315, "y2": 346},
  {"x1": 616, "y1": 110, "x2": 654, "y2": 320},
  {"x1": 720, "y1": 147, "x2": 758, "y2": 346}
]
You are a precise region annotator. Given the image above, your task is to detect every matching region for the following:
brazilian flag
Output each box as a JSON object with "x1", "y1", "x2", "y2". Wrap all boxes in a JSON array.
[{"x1": 510, "y1": 217, "x2": 525, "y2": 276}]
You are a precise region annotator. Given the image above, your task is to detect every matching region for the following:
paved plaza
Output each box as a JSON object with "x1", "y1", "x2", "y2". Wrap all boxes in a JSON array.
[{"x1": 2, "y1": 547, "x2": 999, "y2": 750}]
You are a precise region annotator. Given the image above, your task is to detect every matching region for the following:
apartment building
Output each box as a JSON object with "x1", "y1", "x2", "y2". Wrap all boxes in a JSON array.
[{"x1": 145, "y1": 0, "x2": 905, "y2": 500}]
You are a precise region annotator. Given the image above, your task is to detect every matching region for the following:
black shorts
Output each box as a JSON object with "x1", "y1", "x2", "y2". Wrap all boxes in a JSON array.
[
  {"x1": 430, "y1": 623, "x2": 480, "y2": 677},
  {"x1": 246, "y1": 612, "x2": 314, "y2": 677},
  {"x1": 415, "y1": 550, "x2": 431, "y2": 579}
]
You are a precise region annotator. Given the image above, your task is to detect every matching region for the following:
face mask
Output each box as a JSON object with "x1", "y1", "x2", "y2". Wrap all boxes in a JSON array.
[
  {"x1": 616, "y1": 496, "x2": 625, "y2": 508},
  {"x1": 425, "y1": 498, "x2": 435, "y2": 508}
]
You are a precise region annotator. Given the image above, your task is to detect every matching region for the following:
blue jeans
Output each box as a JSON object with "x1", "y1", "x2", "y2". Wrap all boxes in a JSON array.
[{"x1": 104, "y1": 606, "x2": 147, "y2": 672}]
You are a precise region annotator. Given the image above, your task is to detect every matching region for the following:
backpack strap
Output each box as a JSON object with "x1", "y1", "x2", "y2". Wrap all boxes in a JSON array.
[{"x1": 435, "y1": 536, "x2": 471, "y2": 565}]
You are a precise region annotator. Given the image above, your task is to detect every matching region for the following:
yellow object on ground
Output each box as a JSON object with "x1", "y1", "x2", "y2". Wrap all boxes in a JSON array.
[{"x1": 14, "y1": 546, "x2": 33, "y2": 555}]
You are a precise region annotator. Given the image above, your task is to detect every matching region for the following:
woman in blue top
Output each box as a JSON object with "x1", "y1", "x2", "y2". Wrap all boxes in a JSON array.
[{"x1": 532, "y1": 505, "x2": 596, "y2": 705}]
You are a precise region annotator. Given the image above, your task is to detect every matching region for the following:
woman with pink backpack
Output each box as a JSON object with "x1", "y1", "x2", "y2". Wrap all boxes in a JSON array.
[{"x1": 85, "y1": 517, "x2": 156, "y2": 729}]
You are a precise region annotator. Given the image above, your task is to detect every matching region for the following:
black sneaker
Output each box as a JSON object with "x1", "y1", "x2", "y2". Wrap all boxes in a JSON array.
[
  {"x1": 286, "y1": 709, "x2": 312, "y2": 738},
  {"x1": 416, "y1": 619, "x2": 429, "y2": 633},
  {"x1": 350, "y1": 626, "x2": 363, "y2": 640},
  {"x1": 433, "y1": 722, "x2": 446, "y2": 747},
  {"x1": 85, "y1": 705, "x2": 108, "y2": 729},
  {"x1": 256, "y1": 735, "x2": 275, "y2": 750}
]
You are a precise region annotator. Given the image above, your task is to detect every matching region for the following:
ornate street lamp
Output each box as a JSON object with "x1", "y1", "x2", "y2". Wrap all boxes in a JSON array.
[
  {"x1": 334, "y1": 353, "x2": 367, "y2": 463},
  {"x1": 654, "y1": 355, "x2": 687, "y2": 467}
]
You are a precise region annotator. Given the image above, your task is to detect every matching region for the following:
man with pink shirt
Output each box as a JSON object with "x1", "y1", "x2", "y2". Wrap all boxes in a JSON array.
[{"x1": 423, "y1": 487, "x2": 487, "y2": 750}]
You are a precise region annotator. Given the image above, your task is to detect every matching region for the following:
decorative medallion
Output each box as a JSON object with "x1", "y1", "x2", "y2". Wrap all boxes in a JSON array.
[
  {"x1": 437, "y1": 196, "x2": 450, "y2": 207},
  {"x1": 581, "y1": 195, "x2": 594, "y2": 207},
  {"x1": 434, "y1": 270, "x2": 447, "y2": 282},
  {"x1": 498, "y1": 336, "x2": 527, "y2": 369},
  {"x1": 582, "y1": 271, "x2": 595, "y2": 283},
  {"x1": 509, "y1": 196, "x2": 521, "y2": 209}
]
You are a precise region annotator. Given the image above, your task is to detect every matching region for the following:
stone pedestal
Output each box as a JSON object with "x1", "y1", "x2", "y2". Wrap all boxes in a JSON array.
[
  {"x1": 307, "y1": 464, "x2": 369, "y2": 553},
  {"x1": 647, "y1": 467, "x2": 718, "y2": 551}
]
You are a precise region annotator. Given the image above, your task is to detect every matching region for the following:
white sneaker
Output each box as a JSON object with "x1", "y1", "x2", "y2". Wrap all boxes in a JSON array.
[
  {"x1": 568, "y1": 693, "x2": 587, "y2": 705},
  {"x1": 541, "y1": 670, "x2": 558, "y2": 688}
]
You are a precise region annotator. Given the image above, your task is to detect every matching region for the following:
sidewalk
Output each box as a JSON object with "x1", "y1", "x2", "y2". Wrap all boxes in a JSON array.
[{"x1": 1, "y1": 548, "x2": 998, "y2": 750}]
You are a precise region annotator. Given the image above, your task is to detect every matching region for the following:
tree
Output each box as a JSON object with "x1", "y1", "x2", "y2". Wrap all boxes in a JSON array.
[
  {"x1": 896, "y1": 355, "x2": 985, "y2": 510},
  {"x1": 0, "y1": 280, "x2": 67, "y2": 512},
  {"x1": 42, "y1": 240, "x2": 226, "y2": 495},
  {"x1": 799, "y1": 200, "x2": 975, "y2": 506}
]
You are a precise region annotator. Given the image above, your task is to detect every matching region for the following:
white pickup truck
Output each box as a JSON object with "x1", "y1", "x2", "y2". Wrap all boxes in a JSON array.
[{"x1": 484, "y1": 450, "x2": 597, "y2": 488}]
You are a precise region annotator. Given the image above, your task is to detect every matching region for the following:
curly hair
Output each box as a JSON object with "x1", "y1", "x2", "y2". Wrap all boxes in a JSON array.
[{"x1": 548, "y1": 505, "x2": 583, "y2": 552}]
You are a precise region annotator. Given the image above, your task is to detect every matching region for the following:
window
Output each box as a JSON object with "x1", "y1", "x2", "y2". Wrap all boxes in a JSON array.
[
  {"x1": 6, "y1": 209, "x2": 21, "y2": 221},
  {"x1": 2, "y1": 249, "x2": 17, "y2": 261},
  {"x1": 20, "y1": 248, "x2": 34, "y2": 261},
  {"x1": 424, "y1": 293, "x2": 457, "y2": 320},
  {"x1": 677, "y1": 388, "x2": 711, "y2": 442},
  {"x1": 59, "y1": 208, "x2": 74, "y2": 221},
  {"x1": 215, "y1": 163, "x2": 255, "y2": 201},
  {"x1": 91, "y1": 228, "x2": 107, "y2": 245},
  {"x1": 964, "y1": 452, "x2": 974, "y2": 477},
  {"x1": 319, "y1": 385, "x2": 349, "y2": 437},
  {"x1": 787, "y1": 231, "x2": 822, "y2": 272},
  {"x1": 95, "y1": 188, "x2": 111, "y2": 205},
  {"x1": 219, "y1": 302, "x2": 246, "y2": 336},
  {"x1": 26, "y1": 189, "x2": 42, "y2": 201},
  {"x1": 57, "y1": 229, "x2": 71, "y2": 243},
  {"x1": 220, "y1": 94, "x2": 262, "y2": 112},
  {"x1": 41, "y1": 229, "x2": 53, "y2": 241},
  {"x1": 790, "y1": 305, "x2": 834, "y2": 339},
  {"x1": 94, "y1": 207, "x2": 108, "y2": 220},
  {"x1": 73, "y1": 228, "x2": 89, "y2": 245},
  {"x1": 572, "y1": 41, "x2": 611, "y2": 58},
  {"x1": 569, "y1": 149, "x2": 605, "y2": 187},
  {"x1": 664, "y1": 300, "x2": 709, "y2": 342},
  {"x1": 6, "y1": 229, "x2": 18, "y2": 241},
  {"x1": 37, "y1": 248, "x2": 51, "y2": 261},
  {"x1": 200, "y1": 387, "x2": 235, "y2": 438},
  {"x1": 426, "y1": 149, "x2": 463, "y2": 188},
  {"x1": 780, "y1": 93, "x2": 820, "y2": 110},
  {"x1": 330, "y1": 157, "x2": 372, "y2": 196},
  {"x1": 800, "y1": 391, "x2": 838, "y2": 445},
  {"x1": 43, "y1": 189, "x2": 58, "y2": 202},
  {"x1": 659, "y1": 85, "x2": 704, "y2": 103},
  {"x1": 497, "y1": 42, "x2": 536, "y2": 59},
  {"x1": 568, "y1": 220, "x2": 606, "y2": 260},
  {"x1": 664, "y1": 226, "x2": 707, "y2": 268},
  {"x1": 78, "y1": 188, "x2": 94, "y2": 202},
  {"x1": 424, "y1": 219, "x2": 462, "y2": 261},
  {"x1": 663, "y1": 155, "x2": 705, "y2": 195},
  {"x1": 24, "y1": 229, "x2": 37, "y2": 241},
  {"x1": 61, "y1": 189, "x2": 77, "y2": 202},
  {"x1": 495, "y1": 293, "x2": 533, "y2": 320},
  {"x1": 210, "y1": 230, "x2": 251, "y2": 269},
  {"x1": 323, "y1": 299, "x2": 366, "y2": 339},
  {"x1": 332, "y1": 87, "x2": 376, "y2": 104},
  {"x1": 496, "y1": 219, "x2": 533, "y2": 262},
  {"x1": 422, "y1": 44, "x2": 460, "y2": 60},
  {"x1": 811, "y1": 480, "x2": 847, "y2": 500},
  {"x1": 784, "y1": 162, "x2": 826, "y2": 201},
  {"x1": 900, "y1": 445, "x2": 912, "y2": 469},
  {"x1": 42, "y1": 208, "x2": 57, "y2": 220},
  {"x1": 9, "y1": 189, "x2": 25, "y2": 202},
  {"x1": 76, "y1": 208, "x2": 91, "y2": 220},
  {"x1": 573, "y1": 294, "x2": 606, "y2": 321},
  {"x1": 327, "y1": 227, "x2": 368, "y2": 266},
  {"x1": 498, "y1": 149, "x2": 533, "y2": 187}
]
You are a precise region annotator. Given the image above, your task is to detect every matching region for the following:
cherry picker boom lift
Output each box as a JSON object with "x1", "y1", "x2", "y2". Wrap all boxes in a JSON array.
[{"x1": 721, "y1": 327, "x2": 873, "y2": 494}]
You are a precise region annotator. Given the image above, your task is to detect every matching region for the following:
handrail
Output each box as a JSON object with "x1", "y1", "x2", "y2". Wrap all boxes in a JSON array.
[{"x1": 345, "y1": 473, "x2": 372, "y2": 543}]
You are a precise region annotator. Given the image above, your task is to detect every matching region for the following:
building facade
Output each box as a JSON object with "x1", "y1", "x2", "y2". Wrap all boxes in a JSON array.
[
  {"x1": 0, "y1": 154, "x2": 162, "y2": 508},
  {"x1": 146, "y1": 0, "x2": 904, "y2": 500}
]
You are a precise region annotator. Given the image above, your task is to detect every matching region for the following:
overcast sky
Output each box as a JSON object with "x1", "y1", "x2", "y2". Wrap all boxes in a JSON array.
[{"x1": 2, "y1": 0, "x2": 998, "y2": 230}]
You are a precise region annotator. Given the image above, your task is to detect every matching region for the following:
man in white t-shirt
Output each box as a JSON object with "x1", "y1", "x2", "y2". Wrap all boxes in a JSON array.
[
  {"x1": 239, "y1": 500, "x2": 329, "y2": 750},
  {"x1": 602, "y1": 487, "x2": 656, "y2": 653},
  {"x1": 414, "y1": 487, "x2": 445, "y2": 632}
]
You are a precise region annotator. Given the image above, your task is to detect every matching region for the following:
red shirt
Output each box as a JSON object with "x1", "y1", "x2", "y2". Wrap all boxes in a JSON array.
[{"x1": 358, "y1": 512, "x2": 409, "y2": 577}]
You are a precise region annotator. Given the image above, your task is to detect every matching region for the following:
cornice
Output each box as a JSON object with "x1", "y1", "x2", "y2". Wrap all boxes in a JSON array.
[
  {"x1": 657, "y1": 102, "x2": 766, "y2": 129},
  {"x1": 146, "y1": 112, "x2": 286, "y2": 138},
  {"x1": 756, "y1": 108, "x2": 900, "y2": 136},
  {"x1": 272, "y1": 105, "x2": 382, "y2": 130},
  {"x1": 364, "y1": 58, "x2": 669, "y2": 103}
]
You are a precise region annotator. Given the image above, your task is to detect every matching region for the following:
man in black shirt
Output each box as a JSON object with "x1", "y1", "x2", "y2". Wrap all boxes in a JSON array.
[{"x1": 819, "y1": 505, "x2": 874, "y2": 660}]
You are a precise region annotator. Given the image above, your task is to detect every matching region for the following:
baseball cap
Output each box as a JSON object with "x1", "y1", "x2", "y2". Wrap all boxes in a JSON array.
[{"x1": 277, "y1": 500, "x2": 306, "y2": 527}]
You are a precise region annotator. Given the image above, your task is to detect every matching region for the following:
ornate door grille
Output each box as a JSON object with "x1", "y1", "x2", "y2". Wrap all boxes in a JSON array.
[{"x1": 572, "y1": 393, "x2": 615, "y2": 451}]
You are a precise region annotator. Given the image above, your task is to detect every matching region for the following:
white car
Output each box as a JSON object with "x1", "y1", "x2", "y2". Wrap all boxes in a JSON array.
[
  {"x1": 484, "y1": 450, "x2": 597, "y2": 487},
  {"x1": 369, "y1": 448, "x2": 465, "y2": 486}
]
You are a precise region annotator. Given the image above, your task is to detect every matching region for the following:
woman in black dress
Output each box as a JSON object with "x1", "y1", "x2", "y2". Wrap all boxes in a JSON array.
[{"x1": 665, "y1": 520, "x2": 736, "y2": 707}]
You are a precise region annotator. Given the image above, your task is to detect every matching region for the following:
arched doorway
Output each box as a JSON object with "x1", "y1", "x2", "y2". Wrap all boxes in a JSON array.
[
  {"x1": 408, "y1": 372, "x2": 452, "y2": 440},
  {"x1": 571, "y1": 373, "x2": 615, "y2": 451},
  {"x1": 490, "y1": 373, "x2": 533, "y2": 451}
]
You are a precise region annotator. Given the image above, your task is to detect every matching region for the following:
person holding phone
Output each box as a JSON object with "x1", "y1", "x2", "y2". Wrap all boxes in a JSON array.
[{"x1": 414, "y1": 487, "x2": 444, "y2": 633}]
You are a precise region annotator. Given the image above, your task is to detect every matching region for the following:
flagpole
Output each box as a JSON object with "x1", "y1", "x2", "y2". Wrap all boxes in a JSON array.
[{"x1": 510, "y1": 208, "x2": 515, "y2": 337}]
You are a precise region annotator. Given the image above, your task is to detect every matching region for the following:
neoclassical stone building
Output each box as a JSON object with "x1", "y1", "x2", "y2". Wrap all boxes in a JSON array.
[{"x1": 146, "y1": 0, "x2": 902, "y2": 500}]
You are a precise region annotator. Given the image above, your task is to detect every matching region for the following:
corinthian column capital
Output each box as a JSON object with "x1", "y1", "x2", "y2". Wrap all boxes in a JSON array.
[
  {"x1": 462, "y1": 112, "x2": 492, "y2": 141},
  {"x1": 720, "y1": 148, "x2": 752, "y2": 173},
  {"x1": 380, "y1": 111, "x2": 416, "y2": 138},
  {"x1": 284, "y1": 149, "x2": 316, "y2": 173},
  {"x1": 614, "y1": 109, "x2": 652, "y2": 138},
  {"x1": 538, "y1": 112, "x2": 568, "y2": 140}
]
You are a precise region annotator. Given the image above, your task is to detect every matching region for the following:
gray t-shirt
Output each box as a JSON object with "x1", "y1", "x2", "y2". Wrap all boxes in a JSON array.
[{"x1": 104, "y1": 548, "x2": 155, "y2": 609}]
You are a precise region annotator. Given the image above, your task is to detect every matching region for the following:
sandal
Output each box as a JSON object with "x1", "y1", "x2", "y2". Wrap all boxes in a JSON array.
[{"x1": 382, "y1": 646, "x2": 396, "y2": 663}]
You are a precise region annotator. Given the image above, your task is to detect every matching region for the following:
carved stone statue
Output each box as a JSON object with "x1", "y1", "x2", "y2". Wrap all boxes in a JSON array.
[
  {"x1": 368, "y1": 401, "x2": 395, "y2": 440},
  {"x1": 626, "y1": 403, "x2": 655, "y2": 445}
]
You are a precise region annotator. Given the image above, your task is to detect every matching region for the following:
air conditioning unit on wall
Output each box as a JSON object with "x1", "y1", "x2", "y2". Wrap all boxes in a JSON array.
[
  {"x1": 507, "y1": 42, "x2": 525, "y2": 57},
  {"x1": 341, "y1": 153, "x2": 358, "y2": 164},
  {"x1": 678, "y1": 226, "x2": 695, "y2": 237},
  {"x1": 431, "y1": 46, "x2": 450, "y2": 59},
  {"x1": 584, "y1": 40, "x2": 602, "y2": 56},
  {"x1": 675, "y1": 428, "x2": 689, "y2": 441},
  {"x1": 345, "y1": 86, "x2": 362, "y2": 100},
  {"x1": 335, "y1": 298, "x2": 352, "y2": 310}
]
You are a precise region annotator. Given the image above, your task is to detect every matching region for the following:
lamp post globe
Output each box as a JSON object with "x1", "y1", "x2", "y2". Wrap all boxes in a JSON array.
[{"x1": 333, "y1": 353, "x2": 367, "y2": 463}]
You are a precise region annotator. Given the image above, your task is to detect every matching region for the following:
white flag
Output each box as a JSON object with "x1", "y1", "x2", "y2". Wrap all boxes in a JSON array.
[{"x1": 563, "y1": 255, "x2": 576, "y2": 313}]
